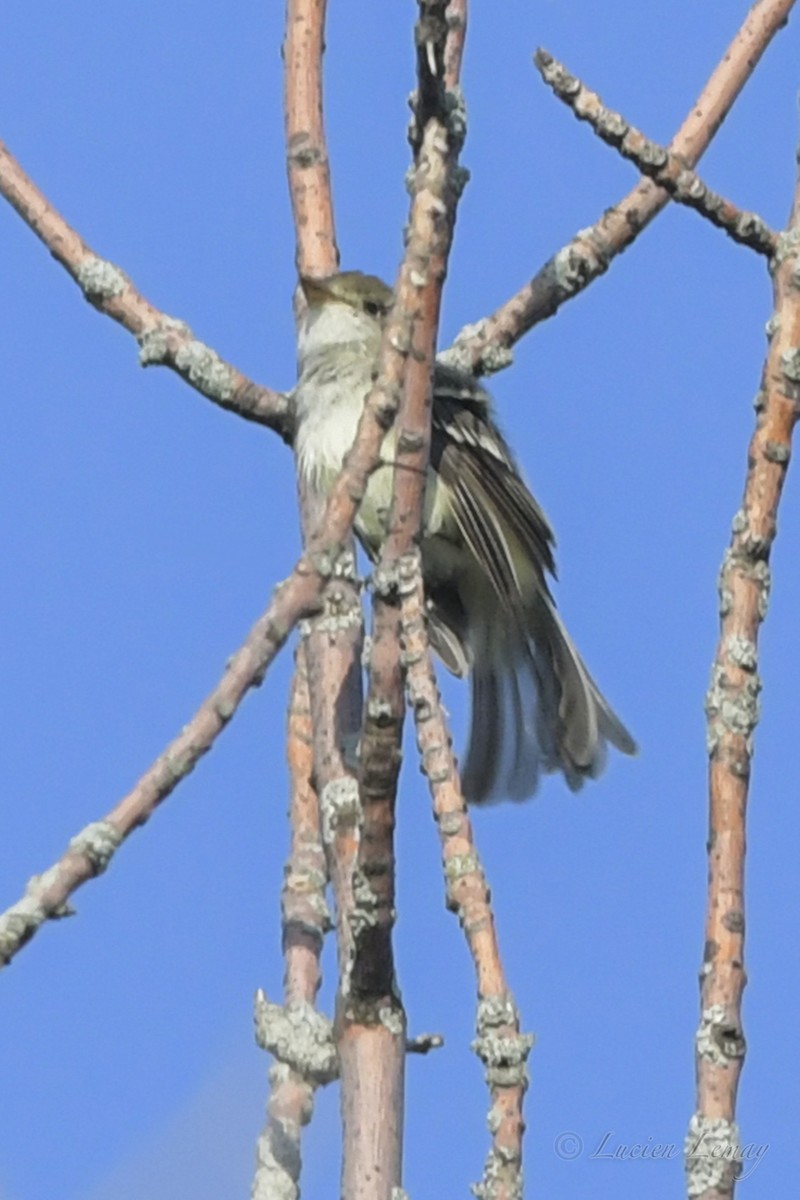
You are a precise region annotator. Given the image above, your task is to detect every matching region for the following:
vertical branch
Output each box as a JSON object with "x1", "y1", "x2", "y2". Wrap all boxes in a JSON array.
[
  {"x1": 283, "y1": 0, "x2": 339, "y2": 277},
  {"x1": 284, "y1": 0, "x2": 361, "y2": 1000},
  {"x1": 283, "y1": 655, "x2": 329, "y2": 1010},
  {"x1": 401, "y1": 568, "x2": 532, "y2": 1200},
  {"x1": 283, "y1": 0, "x2": 360, "y2": 968},
  {"x1": 284, "y1": 0, "x2": 367, "y2": 1194},
  {"x1": 253, "y1": 655, "x2": 332, "y2": 1199},
  {"x1": 687, "y1": 164, "x2": 800, "y2": 1198},
  {"x1": 342, "y1": 6, "x2": 470, "y2": 1195}
]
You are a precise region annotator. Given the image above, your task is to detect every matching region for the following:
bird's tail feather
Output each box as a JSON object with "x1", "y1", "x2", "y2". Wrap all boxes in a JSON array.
[{"x1": 460, "y1": 597, "x2": 635, "y2": 804}]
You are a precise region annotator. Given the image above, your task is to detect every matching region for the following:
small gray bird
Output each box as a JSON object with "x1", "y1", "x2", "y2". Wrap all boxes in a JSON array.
[{"x1": 294, "y1": 270, "x2": 635, "y2": 802}]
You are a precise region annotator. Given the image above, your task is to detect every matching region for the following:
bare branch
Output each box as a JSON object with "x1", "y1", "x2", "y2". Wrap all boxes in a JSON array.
[
  {"x1": 400, "y1": 560, "x2": 532, "y2": 1200},
  {"x1": 686, "y1": 159, "x2": 800, "y2": 1200},
  {"x1": 535, "y1": 50, "x2": 779, "y2": 259},
  {"x1": 442, "y1": 0, "x2": 467, "y2": 90},
  {"x1": 446, "y1": 0, "x2": 796, "y2": 374},
  {"x1": 0, "y1": 139, "x2": 291, "y2": 438},
  {"x1": 283, "y1": 0, "x2": 339, "y2": 277},
  {"x1": 282, "y1": 0, "x2": 388, "y2": 1194},
  {"x1": 253, "y1": 656, "x2": 331, "y2": 1200},
  {"x1": 0, "y1": 565, "x2": 315, "y2": 967}
]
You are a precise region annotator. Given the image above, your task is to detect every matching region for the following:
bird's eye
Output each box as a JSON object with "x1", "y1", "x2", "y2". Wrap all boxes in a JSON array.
[{"x1": 364, "y1": 300, "x2": 383, "y2": 316}]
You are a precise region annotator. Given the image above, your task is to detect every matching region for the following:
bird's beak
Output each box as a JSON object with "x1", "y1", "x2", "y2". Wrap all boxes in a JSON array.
[{"x1": 299, "y1": 275, "x2": 334, "y2": 305}]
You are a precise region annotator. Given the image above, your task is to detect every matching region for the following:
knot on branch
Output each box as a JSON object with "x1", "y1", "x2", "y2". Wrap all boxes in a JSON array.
[
  {"x1": 781, "y1": 347, "x2": 800, "y2": 384},
  {"x1": 551, "y1": 236, "x2": 611, "y2": 298},
  {"x1": 320, "y1": 776, "x2": 361, "y2": 843},
  {"x1": 439, "y1": 330, "x2": 513, "y2": 377},
  {"x1": 724, "y1": 634, "x2": 758, "y2": 671},
  {"x1": 472, "y1": 994, "x2": 535, "y2": 1089},
  {"x1": 696, "y1": 1004, "x2": 746, "y2": 1066},
  {"x1": 397, "y1": 550, "x2": 422, "y2": 595},
  {"x1": 372, "y1": 562, "x2": 402, "y2": 601},
  {"x1": 717, "y1": 548, "x2": 771, "y2": 621},
  {"x1": 173, "y1": 339, "x2": 236, "y2": 401},
  {"x1": 76, "y1": 256, "x2": 128, "y2": 302},
  {"x1": 254, "y1": 992, "x2": 338, "y2": 1086},
  {"x1": 445, "y1": 85, "x2": 468, "y2": 151},
  {"x1": 252, "y1": 1123, "x2": 302, "y2": 1200},
  {"x1": 282, "y1": 865, "x2": 332, "y2": 940},
  {"x1": 137, "y1": 316, "x2": 193, "y2": 365},
  {"x1": 705, "y1": 662, "x2": 761, "y2": 759},
  {"x1": 684, "y1": 1114, "x2": 743, "y2": 1196},
  {"x1": 350, "y1": 864, "x2": 395, "y2": 941},
  {"x1": 771, "y1": 225, "x2": 800, "y2": 272},
  {"x1": 69, "y1": 820, "x2": 122, "y2": 874},
  {"x1": 287, "y1": 132, "x2": 325, "y2": 170},
  {"x1": 472, "y1": 1147, "x2": 524, "y2": 1200},
  {"x1": 729, "y1": 508, "x2": 772, "y2": 561},
  {"x1": 534, "y1": 49, "x2": 580, "y2": 100}
]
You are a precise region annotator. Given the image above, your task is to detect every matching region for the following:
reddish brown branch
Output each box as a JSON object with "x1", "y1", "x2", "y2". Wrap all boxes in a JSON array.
[
  {"x1": 283, "y1": 653, "x2": 330, "y2": 1004},
  {"x1": 283, "y1": 0, "x2": 339, "y2": 278},
  {"x1": 443, "y1": 0, "x2": 467, "y2": 90},
  {"x1": 400, "y1": 563, "x2": 532, "y2": 1200},
  {"x1": 283, "y1": 1, "x2": 383, "y2": 1195},
  {"x1": 535, "y1": 50, "x2": 779, "y2": 258},
  {"x1": 0, "y1": 139, "x2": 290, "y2": 438},
  {"x1": 686, "y1": 160, "x2": 800, "y2": 1200},
  {"x1": 282, "y1": 0, "x2": 353, "y2": 974},
  {"x1": 253, "y1": 654, "x2": 332, "y2": 1197},
  {"x1": 446, "y1": 0, "x2": 796, "y2": 374},
  {"x1": 0, "y1": 557, "x2": 319, "y2": 967}
]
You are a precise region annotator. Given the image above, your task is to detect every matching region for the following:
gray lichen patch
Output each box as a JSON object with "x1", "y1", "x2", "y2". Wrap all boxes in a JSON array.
[
  {"x1": 254, "y1": 992, "x2": 338, "y2": 1085},
  {"x1": 76, "y1": 256, "x2": 128, "y2": 301}
]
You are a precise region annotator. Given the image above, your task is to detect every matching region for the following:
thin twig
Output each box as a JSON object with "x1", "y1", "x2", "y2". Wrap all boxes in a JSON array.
[
  {"x1": 535, "y1": 50, "x2": 779, "y2": 259},
  {"x1": 253, "y1": 655, "x2": 332, "y2": 1199},
  {"x1": 0, "y1": 559, "x2": 321, "y2": 968},
  {"x1": 0, "y1": 139, "x2": 290, "y2": 438},
  {"x1": 444, "y1": 0, "x2": 796, "y2": 375},
  {"x1": 400, "y1": 561, "x2": 532, "y2": 1200},
  {"x1": 686, "y1": 162, "x2": 800, "y2": 1200}
]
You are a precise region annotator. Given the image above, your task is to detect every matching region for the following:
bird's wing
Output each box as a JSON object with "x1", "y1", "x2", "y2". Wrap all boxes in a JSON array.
[{"x1": 431, "y1": 365, "x2": 557, "y2": 606}]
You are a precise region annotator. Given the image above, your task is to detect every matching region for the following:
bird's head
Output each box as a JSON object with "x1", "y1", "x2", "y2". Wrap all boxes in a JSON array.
[{"x1": 297, "y1": 270, "x2": 393, "y2": 361}]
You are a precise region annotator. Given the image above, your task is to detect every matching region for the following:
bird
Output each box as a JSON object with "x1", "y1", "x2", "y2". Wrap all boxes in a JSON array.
[{"x1": 293, "y1": 269, "x2": 636, "y2": 802}]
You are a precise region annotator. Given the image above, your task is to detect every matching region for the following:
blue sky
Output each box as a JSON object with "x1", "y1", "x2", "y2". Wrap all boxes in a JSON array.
[{"x1": 2, "y1": 2, "x2": 799, "y2": 1197}]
